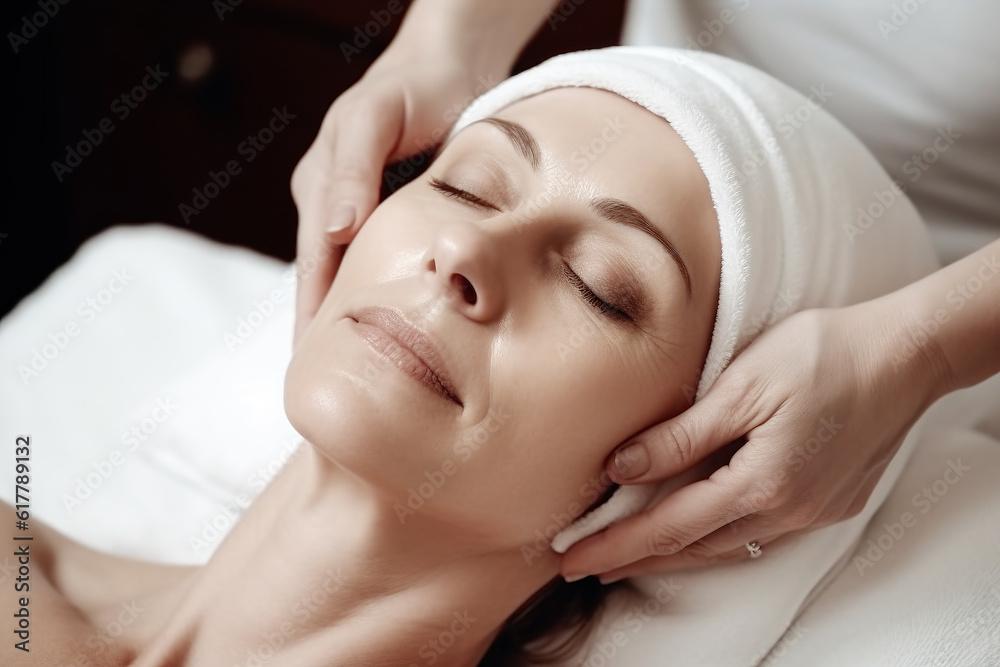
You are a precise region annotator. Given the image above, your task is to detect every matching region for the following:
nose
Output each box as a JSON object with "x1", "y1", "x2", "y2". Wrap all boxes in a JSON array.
[{"x1": 423, "y1": 220, "x2": 506, "y2": 322}]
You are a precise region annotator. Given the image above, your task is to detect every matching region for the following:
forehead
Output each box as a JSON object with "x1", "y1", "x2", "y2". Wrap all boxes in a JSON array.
[{"x1": 484, "y1": 86, "x2": 721, "y2": 302}]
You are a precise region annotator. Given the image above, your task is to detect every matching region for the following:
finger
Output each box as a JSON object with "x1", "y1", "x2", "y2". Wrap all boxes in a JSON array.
[
  {"x1": 560, "y1": 469, "x2": 751, "y2": 579},
  {"x1": 595, "y1": 522, "x2": 789, "y2": 583},
  {"x1": 322, "y1": 97, "x2": 406, "y2": 241},
  {"x1": 292, "y1": 97, "x2": 404, "y2": 343},
  {"x1": 607, "y1": 378, "x2": 763, "y2": 485},
  {"x1": 292, "y1": 241, "x2": 344, "y2": 346}
]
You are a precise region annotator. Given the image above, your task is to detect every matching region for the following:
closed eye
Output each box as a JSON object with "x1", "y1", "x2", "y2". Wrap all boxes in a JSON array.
[
  {"x1": 429, "y1": 176, "x2": 633, "y2": 323},
  {"x1": 563, "y1": 263, "x2": 632, "y2": 322},
  {"x1": 429, "y1": 177, "x2": 501, "y2": 212}
]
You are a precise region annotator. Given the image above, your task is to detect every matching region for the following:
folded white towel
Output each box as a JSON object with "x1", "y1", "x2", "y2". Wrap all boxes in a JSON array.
[{"x1": 447, "y1": 45, "x2": 941, "y2": 551}]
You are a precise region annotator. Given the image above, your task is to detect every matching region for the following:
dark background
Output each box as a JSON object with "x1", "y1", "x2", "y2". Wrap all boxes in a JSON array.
[{"x1": 2, "y1": 0, "x2": 626, "y2": 321}]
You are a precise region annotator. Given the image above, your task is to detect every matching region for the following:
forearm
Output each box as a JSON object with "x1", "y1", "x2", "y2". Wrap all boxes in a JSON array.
[
  {"x1": 390, "y1": 0, "x2": 563, "y2": 76},
  {"x1": 893, "y1": 236, "x2": 1000, "y2": 399}
]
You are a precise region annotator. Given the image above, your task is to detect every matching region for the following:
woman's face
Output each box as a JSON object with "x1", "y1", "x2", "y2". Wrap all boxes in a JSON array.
[{"x1": 285, "y1": 87, "x2": 721, "y2": 549}]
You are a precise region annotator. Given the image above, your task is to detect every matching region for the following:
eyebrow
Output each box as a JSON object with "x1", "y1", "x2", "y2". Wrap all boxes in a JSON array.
[
  {"x1": 468, "y1": 117, "x2": 692, "y2": 300},
  {"x1": 477, "y1": 118, "x2": 542, "y2": 171}
]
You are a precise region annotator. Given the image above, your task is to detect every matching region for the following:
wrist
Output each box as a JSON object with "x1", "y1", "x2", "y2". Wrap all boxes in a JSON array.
[
  {"x1": 870, "y1": 288, "x2": 957, "y2": 407},
  {"x1": 388, "y1": 0, "x2": 559, "y2": 77}
]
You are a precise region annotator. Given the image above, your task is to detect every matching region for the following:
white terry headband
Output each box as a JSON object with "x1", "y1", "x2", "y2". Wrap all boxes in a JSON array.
[{"x1": 446, "y1": 46, "x2": 939, "y2": 553}]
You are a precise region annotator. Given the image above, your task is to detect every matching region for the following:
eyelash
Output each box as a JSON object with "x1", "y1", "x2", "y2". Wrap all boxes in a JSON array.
[
  {"x1": 429, "y1": 177, "x2": 633, "y2": 322},
  {"x1": 429, "y1": 177, "x2": 500, "y2": 211},
  {"x1": 563, "y1": 264, "x2": 632, "y2": 322}
]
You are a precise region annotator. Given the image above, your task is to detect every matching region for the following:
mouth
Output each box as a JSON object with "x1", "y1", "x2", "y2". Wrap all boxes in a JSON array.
[{"x1": 349, "y1": 306, "x2": 462, "y2": 407}]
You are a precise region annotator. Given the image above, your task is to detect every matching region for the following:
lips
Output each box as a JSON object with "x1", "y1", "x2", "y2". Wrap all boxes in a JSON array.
[{"x1": 350, "y1": 306, "x2": 462, "y2": 406}]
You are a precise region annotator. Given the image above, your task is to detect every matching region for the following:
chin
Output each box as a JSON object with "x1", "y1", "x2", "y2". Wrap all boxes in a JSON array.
[{"x1": 282, "y1": 338, "x2": 448, "y2": 499}]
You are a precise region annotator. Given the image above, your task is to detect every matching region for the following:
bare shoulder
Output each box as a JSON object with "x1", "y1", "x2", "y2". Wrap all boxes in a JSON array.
[{"x1": 0, "y1": 500, "x2": 135, "y2": 666}]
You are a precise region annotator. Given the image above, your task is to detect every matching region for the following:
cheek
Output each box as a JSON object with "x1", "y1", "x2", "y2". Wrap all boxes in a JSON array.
[
  {"x1": 463, "y1": 323, "x2": 687, "y2": 541},
  {"x1": 335, "y1": 207, "x2": 421, "y2": 286}
]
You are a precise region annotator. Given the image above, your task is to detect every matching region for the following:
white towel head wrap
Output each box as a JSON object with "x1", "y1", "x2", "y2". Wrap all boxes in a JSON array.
[{"x1": 446, "y1": 47, "x2": 939, "y2": 553}]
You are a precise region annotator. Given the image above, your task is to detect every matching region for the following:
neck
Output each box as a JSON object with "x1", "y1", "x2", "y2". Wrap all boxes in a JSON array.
[{"x1": 136, "y1": 443, "x2": 560, "y2": 666}]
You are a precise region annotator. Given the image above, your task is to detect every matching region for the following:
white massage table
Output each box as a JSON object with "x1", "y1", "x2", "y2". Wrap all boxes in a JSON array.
[{"x1": 1, "y1": 224, "x2": 997, "y2": 665}]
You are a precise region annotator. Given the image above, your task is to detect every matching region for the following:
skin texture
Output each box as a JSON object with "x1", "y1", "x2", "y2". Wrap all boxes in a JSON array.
[
  {"x1": 291, "y1": 0, "x2": 1000, "y2": 614},
  {"x1": 2, "y1": 86, "x2": 720, "y2": 666},
  {"x1": 290, "y1": 0, "x2": 563, "y2": 344},
  {"x1": 562, "y1": 234, "x2": 1000, "y2": 582}
]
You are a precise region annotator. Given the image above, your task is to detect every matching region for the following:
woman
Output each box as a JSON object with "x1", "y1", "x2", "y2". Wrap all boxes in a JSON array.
[
  {"x1": 3, "y1": 77, "x2": 722, "y2": 665},
  {"x1": 2, "y1": 37, "x2": 964, "y2": 663},
  {"x1": 291, "y1": 0, "x2": 1000, "y2": 588}
]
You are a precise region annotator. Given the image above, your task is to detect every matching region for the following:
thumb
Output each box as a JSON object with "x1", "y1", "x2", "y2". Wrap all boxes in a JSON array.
[
  {"x1": 323, "y1": 98, "x2": 406, "y2": 242},
  {"x1": 607, "y1": 382, "x2": 754, "y2": 484}
]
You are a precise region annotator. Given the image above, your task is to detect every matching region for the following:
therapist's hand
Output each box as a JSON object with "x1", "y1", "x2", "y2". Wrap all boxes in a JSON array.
[
  {"x1": 560, "y1": 299, "x2": 950, "y2": 583},
  {"x1": 290, "y1": 49, "x2": 493, "y2": 344}
]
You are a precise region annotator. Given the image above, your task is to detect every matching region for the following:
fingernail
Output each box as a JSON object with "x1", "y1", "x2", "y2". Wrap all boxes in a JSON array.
[
  {"x1": 598, "y1": 574, "x2": 623, "y2": 585},
  {"x1": 326, "y1": 203, "x2": 355, "y2": 234},
  {"x1": 563, "y1": 574, "x2": 587, "y2": 583},
  {"x1": 614, "y1": 442, "x2": 649, "y2": 480}
]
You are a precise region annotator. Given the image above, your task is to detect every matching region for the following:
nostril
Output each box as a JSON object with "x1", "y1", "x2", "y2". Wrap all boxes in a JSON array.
[{"x1": 452, "y1": 274, "x2": 477, "y2": 305}]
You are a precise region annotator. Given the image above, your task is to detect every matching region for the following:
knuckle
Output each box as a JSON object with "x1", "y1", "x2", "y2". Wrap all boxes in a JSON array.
[
  {"x1": 290, "y1": 158, "x2": 310, "y2": 203},
  {"x1": 752, "y1": 478, "x2": 782, "y2": 508},
  {"x1": 330, "y1": 157, "x2": 377, "y2": 190},
  {"x1": 721, "y1": 371, "x2": 773, "y2": 424},
  {"x1": 765, "y1": 479, "x2": 798, "y2": 509},
  {"x1": 658, "y1": 420, "x2": 697, "y2": 469},
  {"x1": 647, "y1": 524, "x2": 685, "y2": 557},
  {"x1": 788, "y1": 500, "x2": 822, "y2": 529},
  {"x1": 683, "y1": 540, "x2": 721, "y2": 560},
  {"x1": 684, "y1": 540, "x2": 726, "y2": 561},
  {"x1": 736, "y1": 486, "x2": 771, "y2": 515},
  {"x1": 727, "y1": 514, "x2": 754, "y2": 534}
]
